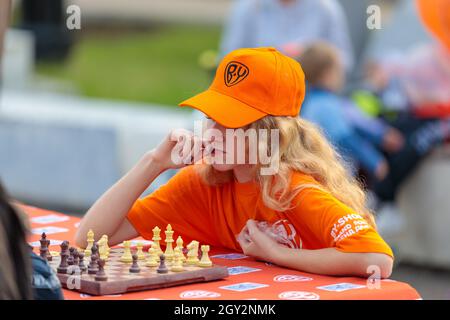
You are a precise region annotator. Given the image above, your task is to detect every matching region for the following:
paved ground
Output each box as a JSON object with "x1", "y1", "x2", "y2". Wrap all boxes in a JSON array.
[
  {"x1": 392, "y1": 264, "x2": 450, "y2": 299},
  {"x1": 72, "y1": 0, "x2": 232, "y2": 24}
]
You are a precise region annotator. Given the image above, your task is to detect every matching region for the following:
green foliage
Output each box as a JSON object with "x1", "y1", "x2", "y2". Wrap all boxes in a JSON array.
[{"x1": 36, "y1": 24, "x2": 221, "y2": 107}]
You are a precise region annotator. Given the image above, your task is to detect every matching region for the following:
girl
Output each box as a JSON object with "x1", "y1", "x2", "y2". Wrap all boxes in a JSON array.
[
  {"x1": 75, "y1": 47, "x2": 393, "y2": 278},
  {"x1": 0, "y1": 183, "x2": 32, "y2": 299}
]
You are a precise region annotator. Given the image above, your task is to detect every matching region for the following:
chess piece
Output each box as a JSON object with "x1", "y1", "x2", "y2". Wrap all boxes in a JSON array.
[
  {"x1": 120, "y1": 240, "x2": 133, "y2": 263},
  {"x1": 102, "y1": 235, "x2": 110, "y2": 255},
  {"x1": 84, "y1": 229, "x2": 94, "y2": 257},
  {"x1": 67, "y1": 249, "x2": 79, "y2": 275},
  {"x1": 129, "y1": 254, "x2": 141, "y2": 273},
  {"x1": 156, "y1": 254, "x2": 169, "y2": 274},
  {"x1": 94, "y1": 258, "x2": 108, "y2": 281},
  {"x1": 73, "y1": 249, "x2": 79, "y2": 267},
  {"x1": 39, "y1": 233, "x2": 49, "y2": 260},
  {"x1": 186, "y1": 241, "x2": 200, "y2": 265},
  {"x1": 136, "y1": 242, "x2": 145, "y2": 260},
  {"x1": 78, "y1": 252, "x2": 87, "y2": 273},
  {"x1": 198, "y1": 245, "x2": 212, "y2": 267},
  {"x1": 164, "y1": 224, "x2": 175, "y2": 262},
  {"x1": 152, "y1": 226, "x2": 163, "y2": 255},
  {"x1": 175, "y1": 236, "x2": 186, "y2": 263},
  {"x1": 88, "y1": 243, "x2": 99, "y2": 274},
  {"x1": 91, "y1": 242, "x2": 98, "y2": 258},
  {"x1": 98, "y1": 236, "x2": 108, "y2": 261},
  {"x1": 57, "y1": 241, "x2": 69, "y2": 274},
  {"x1": 88, "y1": 254, "x2": 99, "y2": 275},
  {"x1": 45, "y1": 238, "x2": 52, "y2": 261},
  {"x1": 145, "y1": 245, "x2": 159, "y2": 267},
  {"x1": 67, "y1": 247, "x2": 75, "y2": 265},
  {"x1": 170, "y1": 248, "x2": 184, "y2": 272}
]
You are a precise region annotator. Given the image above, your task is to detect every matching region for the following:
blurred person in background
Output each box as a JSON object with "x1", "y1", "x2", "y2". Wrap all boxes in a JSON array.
[
  {"x1": 0, "y1": 183, "x2": 32, "y2": 300},
  {"x1": 364, "y1": 0, "x2": 450, "y2": 118},
  {"x1": 0, "y1": 0, "x2": 11, "y2": 79},
  {"x1": 0, "y1": 1, "x2": 63, "y2": 300},
  {"x1": 355, "y1": 0, "x2": 450, "y2": 218},
  {"x1": 298, "y1": 42, "x2": 450, "y2": 236},
  {"x1": 300, "y1": 43, "x2": 402, "y2": 183},
  {"x1": 220, "y1": 0, "x2": 354, "y2": 71}
]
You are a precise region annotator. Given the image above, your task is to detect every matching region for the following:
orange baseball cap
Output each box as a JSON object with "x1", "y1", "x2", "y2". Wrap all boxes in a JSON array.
[{"x1": 179, "y1": 47, "x2": 305, "y2": 128}]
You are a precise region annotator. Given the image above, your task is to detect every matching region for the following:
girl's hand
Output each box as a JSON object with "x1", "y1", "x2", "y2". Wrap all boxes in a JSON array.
[
  {"x1": 151, "y1": 129, "x2": 203, "y2": 171},
  {"x1": 236, "y1": 219, "x2": 283, "y2": 263}
]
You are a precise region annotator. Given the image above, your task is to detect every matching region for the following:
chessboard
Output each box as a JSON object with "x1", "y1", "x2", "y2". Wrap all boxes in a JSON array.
[{"x1": 48, "y1": 247, "x2": 229, "y2": 296}]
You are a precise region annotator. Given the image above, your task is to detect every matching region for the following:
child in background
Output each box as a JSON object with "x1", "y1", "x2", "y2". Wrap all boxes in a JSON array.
[
  {"x1": 77, "y1": 47, "x2": 393, "y2": 278},
  {"x1": 298, "y1": 42, "x2": 405, "y2": 184},
  {"x1": 298, "y1": 42, "x2": 450, "y2": 235}
]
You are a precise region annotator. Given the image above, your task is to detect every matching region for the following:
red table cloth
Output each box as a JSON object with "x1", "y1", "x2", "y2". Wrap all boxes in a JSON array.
[{"x1": 22, "y1": 204, "x2": 421, "y2": 300}]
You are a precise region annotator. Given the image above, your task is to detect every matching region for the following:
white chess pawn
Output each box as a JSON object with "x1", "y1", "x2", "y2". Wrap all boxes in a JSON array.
[
  {"x1": 198, "y1": 245, "x2": 212, "y2": 267},
  {"x1": 175, "y1": 236, "x2": 186, "y2": 263},
  {"x1": 171, "y1": 248, "x2": 184, "y2": 272},
  {"x1": 145, "y1": 246, "x2": 159, "y2": 267},
  {"x1": 136, "y1": 242, "x2": 146, "y2": 260},
  {"x1": 120, "y1": 240, "x2": 133, "y2": 263}
]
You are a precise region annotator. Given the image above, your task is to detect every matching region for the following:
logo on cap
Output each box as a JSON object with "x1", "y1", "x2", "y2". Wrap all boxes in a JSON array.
[{"x1": 224, "y1": 61, "x2": 249, "y2": 87}]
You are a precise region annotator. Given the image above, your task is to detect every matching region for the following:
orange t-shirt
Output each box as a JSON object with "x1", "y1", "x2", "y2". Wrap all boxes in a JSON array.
[{"x1": 127, "y1": 165, "x2": 393, "y2": 258}]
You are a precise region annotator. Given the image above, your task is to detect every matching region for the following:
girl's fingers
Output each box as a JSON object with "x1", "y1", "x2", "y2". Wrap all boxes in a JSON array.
[
  {"x1": 170, "y1": 129, "x2": 194, "y2": 142},
  {"x1": 236, "y1": 227, "x2": 248, "y2": 243},
  {"x1": 236, "y1": 233, "x2": 249, "y2": 251},
  {"x1": 246, "y1": 219, "x2": 270, "y2": 245},
  {"x1": 246, "y1": 219, "x2": 261, "y2": 239},
  {"x1": 191, "y1": 135, "x2": 204, "y2": 163},
  {"x1": 171, "y1": 130, "x2": 203, "y2": 165}
]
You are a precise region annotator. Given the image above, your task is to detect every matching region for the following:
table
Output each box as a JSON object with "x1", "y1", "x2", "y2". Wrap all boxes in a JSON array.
[{"x1": 22, "y1": 204, "x2": 421, "y2": 300}]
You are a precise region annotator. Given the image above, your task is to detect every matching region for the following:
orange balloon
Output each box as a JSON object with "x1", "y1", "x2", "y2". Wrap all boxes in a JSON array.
[{"x1": 416, "y1": 0, "x2": 450, "y2": 49}]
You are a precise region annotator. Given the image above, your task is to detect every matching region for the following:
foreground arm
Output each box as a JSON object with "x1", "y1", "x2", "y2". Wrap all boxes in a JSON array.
[
  {"x1": 237, "y1": 220, "x2": 393, "y2": 278},
  {"x1": 75, "y1": 152, "x2": 163, "y2": 247},
  {"x1": 273, "y1": 246, "x2": 393, "y2": 278},
  {"x1": 75, "y1": 129, "x2": 201, "y2": 247}
]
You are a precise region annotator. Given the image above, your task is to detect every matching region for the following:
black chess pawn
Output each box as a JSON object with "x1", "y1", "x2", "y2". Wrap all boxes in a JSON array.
[
  {"x1": 73, "y1": 250, "x2": 79, "y2": 268},
  {"x1": 57, "y1": 241, "x2": 69, "y2": 274},
  {"x1": 78, "y1": 252, "x2": 87, "y2": 273},
  {"x1": 94, "y1": 258, "x2": 108, "y2": 281},
  {"x1": 67, "y1": 247, "x2": 75, "y2": 265},
  {"x1": 88, "y1": 253, "x2": 99, "y2": 275},
  {"x1": 129, "y1": 254, "x2": 141, "y2": 273},
  {"x1": 91, "y1": 242, "x2": 99, "y2": 258},
  {"x1": 157, "y1": 254, "x2": 168, "y2": 274},
  {"x1": 68, "y1": 250, "x2": 80, "y2": 275},
  {"x1": 88, "y1": 242, "x2": 99, "y2": 274}
]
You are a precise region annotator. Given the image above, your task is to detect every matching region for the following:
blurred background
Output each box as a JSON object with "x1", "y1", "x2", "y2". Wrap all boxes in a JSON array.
[{"x1": 1, "y1": 0, "x2": 450, "y2": 299}]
